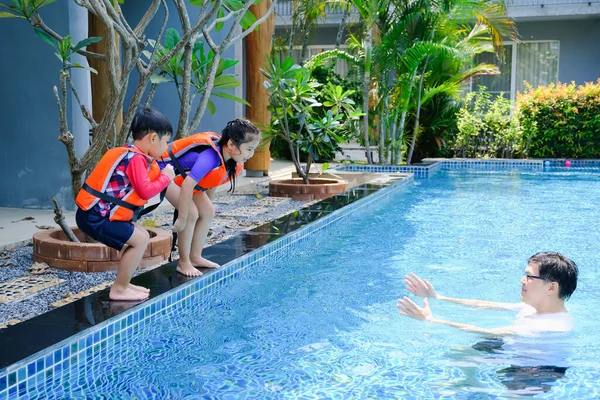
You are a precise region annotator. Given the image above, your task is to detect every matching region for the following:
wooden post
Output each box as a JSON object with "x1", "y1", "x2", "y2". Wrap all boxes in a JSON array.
[
  {"x1": 88, "y1": 10, "x2": 122, "y2": 143},
  {"x1": 244, "y1": 0, "x2": 274, "y2": 177}
]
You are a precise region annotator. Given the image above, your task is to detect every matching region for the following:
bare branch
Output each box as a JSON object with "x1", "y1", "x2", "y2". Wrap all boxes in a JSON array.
[
  {"x1": 188, "y1": 52, "x2": 221, "y2": 132},
  {"x1": 207, "y1": 9, "x2": 236, "y2": 32},
  {"x1": 175, "y1": 41, "x2": 194, "y2": 139},
  {"x1": 87, "y1": 0, "x2": 130, "y2": 47},
  {"x1": 227, "y1": 0, "x2": 278, "y2": 48},
  {"x1": 144, "y1": 83, "x2": 159, "y2": 108},
  {"x1": 218, "y1": 0, "x2": 257, "y2": 51},
  {"x1": 173, "y1": 0, "x2": 192, "y2": 31},
  {"x1": 66, "y1": 74, "x2": 98, "y2": 129},
  {"x1": 146, "y1": 0, "x2": 222, "y2": 76},
  {"x1": 202, "y1": 27, "x2": 218, "y2": 51},
  {"x1": 133, "y1": 0, "x2": 161, "y2": 36},
  {"x1": 51, "y1": 197, "x2": 80, "y2": 242},
  {"x1": 29, "y1": 14, "x2": 105, "y2": 60},
  {"x1": 146, "y1": 0, "x2": 169, "y2": 73}
]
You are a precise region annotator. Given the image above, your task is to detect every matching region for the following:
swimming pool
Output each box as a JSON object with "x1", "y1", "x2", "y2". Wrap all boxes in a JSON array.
[{"x1": 4, "y1": 162, "x2": 600, "y2": 398}]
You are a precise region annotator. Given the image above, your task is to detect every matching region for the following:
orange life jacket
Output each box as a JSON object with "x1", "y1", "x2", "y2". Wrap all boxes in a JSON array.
[
  {"x1": 161, "y1": 132, "x2": 242, "y2": 192},
  {"x1": 76, "y1": 147, "x2": 161, "y2": 221}
]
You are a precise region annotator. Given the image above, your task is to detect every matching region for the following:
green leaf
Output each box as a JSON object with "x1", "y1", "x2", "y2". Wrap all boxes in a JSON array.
[
  {"x1": 165, "y1": 28, "x2": 180, "y2": 51},
  {"x1": 190, "y1": 0, "x2": 205, "y2": 5},
  {"x1": 207, "y1": 99, "x2": 216, "y2": 115},
  {"x1": 150, "y1": 74, "x2": 172, "y2": 84},
  {"x1": 322, "y1": 162, "x2": 330, "y2": 171},
  {"x1": 34, "y1": 29, "x2": 57, "y2": 50},
  {"x1": 72, "y1": 36, "x2": 102, "y2": 54},
  {"x1": 212, "y1": 91, "x2": 250, "y2": 105},
  {"x1": 216, "y1": 8, "x2": 225, "y2": 32},
  {"x1": 0, "y1": 11, "x2": 23, "y2": 17},
  {"x1": 213, "y1": 75, "x2": 240, "y2": 89},
  {"x1": 71, "y1": 62, "x2": 98, "y2": 74},
  {"x1": 239, "y1": 10, "x2": 257, "y2": 30}
]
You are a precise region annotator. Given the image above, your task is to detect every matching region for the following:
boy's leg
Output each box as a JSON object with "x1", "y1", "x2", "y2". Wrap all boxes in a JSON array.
[
  {"x1": 165, "y1": 184, "x2": 202, "y2": 276},
  {"x1": 189, "y1": 191, "x2": 219, "y2": 269},
  {"x1": 110, "y1": 225, "x2": 150, "y2": 301}
]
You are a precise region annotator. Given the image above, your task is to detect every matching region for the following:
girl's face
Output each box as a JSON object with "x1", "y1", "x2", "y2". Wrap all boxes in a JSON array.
[{"x1": 226, "y1": 135, "x2": 260, "y2": 163}]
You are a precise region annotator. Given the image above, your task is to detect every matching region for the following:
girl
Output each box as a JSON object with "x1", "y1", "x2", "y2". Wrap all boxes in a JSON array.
[{"x1": 159, "y1": 119, "x2": 260, "y2": 276}]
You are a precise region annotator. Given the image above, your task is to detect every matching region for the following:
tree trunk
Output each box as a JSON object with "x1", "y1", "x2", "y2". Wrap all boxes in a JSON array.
[
  {"x1": 407, "y1": 60, "x2": 429, "y2": 165},
  {"x1": 362, "y1": 27, "x2": 373, "y2": 164},
  {"x1": 244, "y1": 0, "x2": 275, "y2": 176},
  {"x1": 88, "y1": 10, "x2": 122, "y2": 147},
  {"x1": 335, "y1": 8, "x2": 350, "y2": 49}
]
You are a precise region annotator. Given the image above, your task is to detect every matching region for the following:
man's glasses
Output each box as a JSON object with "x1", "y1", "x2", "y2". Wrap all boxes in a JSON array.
[{"x1": 526, "y1": 274, "x2": 550, "y2": 282}]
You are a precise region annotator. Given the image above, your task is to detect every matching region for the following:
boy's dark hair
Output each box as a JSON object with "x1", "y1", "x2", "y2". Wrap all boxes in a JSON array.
[
  {"x1": 130, "y1": 107, "x2": 173, "y2": 140},
  {"x1": 218, "y1": 119, "x2": 260, "y2": 193},
  {"x1": 528, "y1": 252, "x2": 578, "y2": 300}
]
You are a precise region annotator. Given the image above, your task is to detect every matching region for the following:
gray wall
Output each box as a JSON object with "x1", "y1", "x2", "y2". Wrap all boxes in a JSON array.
[
  {"x1": 121, "y1": 4, "x2": 240, "y2": 135},
  {"x1": 0, "y1": 3, "x2": 242, "y2": 210},
  {"x1": 0, "y1": 3, "x2": 74, "y2": 209},
  {"x1": 515, "y1": 19, "x2": 600, "y2": 84}
]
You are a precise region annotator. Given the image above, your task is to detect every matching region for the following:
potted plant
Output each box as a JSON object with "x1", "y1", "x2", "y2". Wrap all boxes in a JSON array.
[{"x1": 261, "y1": 56, "x2": 362, "y2": 200}]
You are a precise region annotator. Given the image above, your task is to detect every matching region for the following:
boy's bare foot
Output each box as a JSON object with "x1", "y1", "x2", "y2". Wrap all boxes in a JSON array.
[
  {"x1": 128, "y1": 283, "x2": 150, "y2": 293},
  {"x1": 109, "y1": 286, "x2": 150, "y2": 301},
  {"x1": 190, "y1": 256, "x2": 220, "y2": 269},
  {"x1": 176, "y1": 262, "x2": 203, "y2": 277}
]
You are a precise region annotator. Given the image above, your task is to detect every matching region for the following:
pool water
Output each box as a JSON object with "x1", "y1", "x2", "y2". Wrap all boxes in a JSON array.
[{"x1": 30, "y1": 171, "x2": 600, "y2": 398}]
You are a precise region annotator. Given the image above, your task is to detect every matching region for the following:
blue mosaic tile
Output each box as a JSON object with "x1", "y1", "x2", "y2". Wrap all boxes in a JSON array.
[{"x1": 26, "y1": 362, "x2": 35, "y2": 379}]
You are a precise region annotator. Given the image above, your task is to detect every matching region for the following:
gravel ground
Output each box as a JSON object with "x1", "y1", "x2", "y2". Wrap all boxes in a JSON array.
[{"x1": 0, "y1": 183, "x2": 307, "y2": 326}]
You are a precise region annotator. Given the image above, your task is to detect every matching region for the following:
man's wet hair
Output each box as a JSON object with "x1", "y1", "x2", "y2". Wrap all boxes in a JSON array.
[{"x1": 528, "y1": 252, "x2": 578, "y2": 300}]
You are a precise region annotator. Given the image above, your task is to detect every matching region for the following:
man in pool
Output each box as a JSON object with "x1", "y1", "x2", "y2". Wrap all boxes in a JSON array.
[{"x1": 397, "y1": 252, "x2": 578, "y2": 335}]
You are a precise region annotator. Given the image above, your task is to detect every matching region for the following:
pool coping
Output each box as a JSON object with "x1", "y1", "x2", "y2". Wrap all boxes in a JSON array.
[{"x1": 2, "y1": 156, "x2": 600, "y2": 397}]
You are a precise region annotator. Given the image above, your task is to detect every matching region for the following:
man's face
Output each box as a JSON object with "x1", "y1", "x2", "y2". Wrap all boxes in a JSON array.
[{"x1": 520, "y1": 262, "x2": 552, "y2": 307}]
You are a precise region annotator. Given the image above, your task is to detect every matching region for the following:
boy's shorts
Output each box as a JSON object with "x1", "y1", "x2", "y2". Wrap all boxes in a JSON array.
[{"x1": 76, "y1": 208, "x2": 135, "y2": 251}]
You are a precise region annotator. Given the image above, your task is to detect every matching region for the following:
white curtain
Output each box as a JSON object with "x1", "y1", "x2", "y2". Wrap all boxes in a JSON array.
[{"x1": 516, "y1": 42, "x2": 560, "y2": 93}]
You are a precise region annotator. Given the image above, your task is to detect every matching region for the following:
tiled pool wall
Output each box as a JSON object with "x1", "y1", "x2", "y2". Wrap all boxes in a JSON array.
[
  {"x1": 0, "y1": 175, "x2": 414, "y2": 399},
  {"x1": 336, "y1": 158, "x2": 600, "y2": 177}
]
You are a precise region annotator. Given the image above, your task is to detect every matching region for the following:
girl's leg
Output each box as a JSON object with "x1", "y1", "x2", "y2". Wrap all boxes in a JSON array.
[
  {"x1": 165, "y1": 183, "x2": 202, "y2": 276},
  {"x1": 110, "y1": 225, "x2": 150, "y2": 301},
  {"x1": 189, "y1": 191, "x2": 219, "y2": 269}
]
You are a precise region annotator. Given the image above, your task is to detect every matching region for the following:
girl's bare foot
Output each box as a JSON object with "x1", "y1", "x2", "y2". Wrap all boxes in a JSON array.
[
  {"x1": 128, "y1": 283, "x2": 150, "y2": 293},
  {"x1": 176, "y1": 261, "x2": 203, "y2": 277},
  {"x1": 190, "y1": 256, "x2": 220, "y2": 269},
  {"x1": 110, "y1": 286, "x2": 150, "y2": 301}
]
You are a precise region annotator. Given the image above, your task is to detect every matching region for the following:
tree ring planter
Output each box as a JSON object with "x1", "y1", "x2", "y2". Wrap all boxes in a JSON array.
[
  {"x1": 269, "y1": 178, "x2": 348, "y2": 201},
  {"x1": 33, "y1": 227, "x2": 172, "y2": 272}
]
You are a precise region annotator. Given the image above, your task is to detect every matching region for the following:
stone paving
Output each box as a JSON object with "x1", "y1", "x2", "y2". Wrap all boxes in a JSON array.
[{"x1": 0, "y1": 182, "x2": 307, "y2": 327}]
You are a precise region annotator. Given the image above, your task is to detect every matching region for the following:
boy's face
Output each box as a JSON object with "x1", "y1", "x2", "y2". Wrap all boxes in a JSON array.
[
  {"x1": 227, "y1": 135, "x2": 260, "y2": 164},
  {"x1": 148, "y1": 132, "x2": 171, "y2": 159},
  {"x1": 520, "y1": 262, "x2": 558, "y2": 307}
]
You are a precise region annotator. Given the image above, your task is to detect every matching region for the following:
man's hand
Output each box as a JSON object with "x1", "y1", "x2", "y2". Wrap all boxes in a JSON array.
[
  {"x1": 172, "y1": 218, "x2": 186, "y2": 233},
  {"x1": 404, "y1": 273, "x2": 437, "y2": 299},
  {"x1": 162, "y1": 164, "x2": 175, "y2": 181},
  {"x1": 397, "y1": 297, "x2": 433, "y2": 321}
]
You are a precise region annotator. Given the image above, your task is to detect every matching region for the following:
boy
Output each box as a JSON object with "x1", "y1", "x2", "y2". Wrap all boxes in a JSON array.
[{"x1": 76, "y1": 107, "x2": 175, "y2": 301}]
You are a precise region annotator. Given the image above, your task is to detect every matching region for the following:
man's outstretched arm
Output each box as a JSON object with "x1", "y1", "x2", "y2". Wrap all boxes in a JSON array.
[
  {"x1": 404, "y1": 273, "x2": 520, "y2": 311},
  {"x1": 397, "y1": 297, "x2": 515, "y2": 336}
]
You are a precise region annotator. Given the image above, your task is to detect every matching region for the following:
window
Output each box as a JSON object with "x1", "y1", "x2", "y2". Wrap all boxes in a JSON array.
[{"x1": 473, "y1": 41, "x2": 560, "y2": 101}]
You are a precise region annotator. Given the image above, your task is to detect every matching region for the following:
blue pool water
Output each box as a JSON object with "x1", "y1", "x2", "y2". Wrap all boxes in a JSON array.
[{"x1": 27, "y1": 171, "x2": 600, "y2": 398}]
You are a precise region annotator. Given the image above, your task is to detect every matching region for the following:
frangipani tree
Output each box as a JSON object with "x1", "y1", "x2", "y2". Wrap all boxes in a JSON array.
[{"x1": 0, "y1": 0, "x2": 276, "y2": 200}]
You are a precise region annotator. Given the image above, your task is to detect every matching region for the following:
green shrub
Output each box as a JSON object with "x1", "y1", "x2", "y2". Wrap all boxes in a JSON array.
[
  {"x1": 454, "y1": 87, "x2": 522, "y2": 158},
  {"x1": 517, "y1": 80, "x2": 600, "y2": 158}
]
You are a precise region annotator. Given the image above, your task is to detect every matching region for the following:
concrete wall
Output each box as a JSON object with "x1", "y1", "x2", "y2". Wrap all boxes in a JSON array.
[
  {"x1": 0, "y1": 3, "x2": 74, "y2": 209},
  {"x1": 121, "y1": 4, "x2": 241, "y2": 136},
  {"x1": 517, "y1": 18, "x2": 600, "y2": 84}
]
